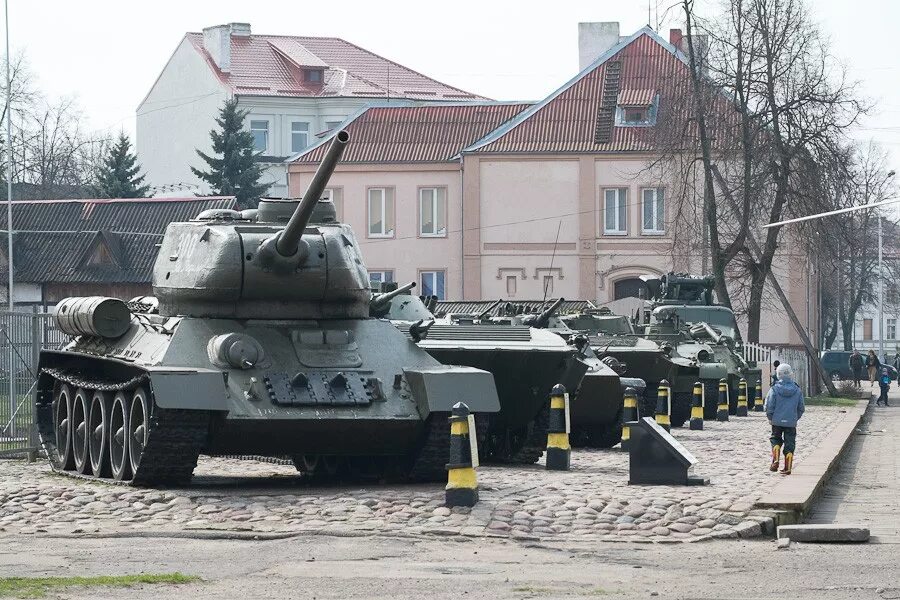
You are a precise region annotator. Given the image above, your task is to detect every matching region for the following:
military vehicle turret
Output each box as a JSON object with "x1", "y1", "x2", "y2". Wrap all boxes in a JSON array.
[{"x1": 36, "y1": 132, "x2": 500, "y2": 486}]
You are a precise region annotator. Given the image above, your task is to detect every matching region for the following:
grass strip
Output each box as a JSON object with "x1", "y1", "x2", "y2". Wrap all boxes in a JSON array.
[
  {"x1": 804, "y1": 395, "x2": 860, "y2": 407},
  {"x1": 0, "y1": 573, "x2": 199, "y2": 598}
]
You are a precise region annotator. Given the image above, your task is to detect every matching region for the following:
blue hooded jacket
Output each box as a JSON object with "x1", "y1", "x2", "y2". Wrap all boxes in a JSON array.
[{"x1": 766, "y1": 380, "x2": 805, "y2": 427}]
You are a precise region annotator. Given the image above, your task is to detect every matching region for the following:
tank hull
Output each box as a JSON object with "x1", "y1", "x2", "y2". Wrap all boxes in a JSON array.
[{"x1": 37, "y1": 316, "x2": 499, "y2": 486}]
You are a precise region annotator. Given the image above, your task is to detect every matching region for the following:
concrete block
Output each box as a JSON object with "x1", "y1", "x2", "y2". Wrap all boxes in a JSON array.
[
  {"x1": 776, "y1": 537, "x2": 790, "y2": 549},
  {"x1": 746, "y1": 515, "x2": 776, "y2": 536},
  {"x1": 735, "y1": 520, "x2": 762, "y2": 539},
  {"x1": 777, "y1": 524, "x2": 870, "y2": 543}
]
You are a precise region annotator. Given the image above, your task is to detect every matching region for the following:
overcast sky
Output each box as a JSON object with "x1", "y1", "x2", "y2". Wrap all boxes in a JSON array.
[{"x1": 6, "y1": 0, "x2": 900, "y2": 174}]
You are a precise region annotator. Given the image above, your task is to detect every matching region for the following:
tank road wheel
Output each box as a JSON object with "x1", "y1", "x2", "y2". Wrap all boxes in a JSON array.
[
  {"x1": 293, "y1": 454, "x2": 320, "y2": 474},
  {"x1": 54, "y1": 384, "x2": 76, "y2": 471},
  {"x1": 109, "y1": 392, "x2": 131, "y2": 481},
  {"x1": 670, "y1": 392, "x2": 692, "y2": 428},
  {"x1": 71, "y1": 388, "x2": 91, "y2": 475},
  {"x1": 88, "y1": 391, "x2": 112, "y2": 478},
  {"x1": 128, "y1": 388, "x2": 151, "y2": 477}
]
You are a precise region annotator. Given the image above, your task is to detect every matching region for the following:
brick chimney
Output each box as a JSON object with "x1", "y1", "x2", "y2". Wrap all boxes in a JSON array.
[
  {"x1": 669, "y1": 28, "x2": 683, "y2": 50},
  {"x1": 578, "y1": 22, "x2": 621, "y2": 71},
  {"x1": 202, "y1": 23, "x2": 251, "y2": 73}
]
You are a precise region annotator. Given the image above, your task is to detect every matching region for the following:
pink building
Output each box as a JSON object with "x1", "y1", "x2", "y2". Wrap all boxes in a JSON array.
[{"x1": 287, "y1": 25, "x2": 818, "y2": 347}]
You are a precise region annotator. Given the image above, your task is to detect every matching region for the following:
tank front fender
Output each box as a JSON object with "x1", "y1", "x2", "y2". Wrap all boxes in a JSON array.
[
  {"x1": 699, "y1": 362, "x2": 727, "y2": 380},
  {"x1": 403, "y1": 366, "x2": 500, "y2": 417},
  {"x1": 146, "y1": 367, "x2": 229, "y2": 410}
]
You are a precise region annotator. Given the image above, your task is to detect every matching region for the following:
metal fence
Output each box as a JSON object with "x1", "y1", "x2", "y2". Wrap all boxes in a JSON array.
[{"x1": 0, "y1": 308, "x2": 68, "y2": 456}]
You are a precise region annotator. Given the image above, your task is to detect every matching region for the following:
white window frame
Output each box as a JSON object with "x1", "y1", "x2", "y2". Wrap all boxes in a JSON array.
[
  {"x1": 369, "y1": 270, "x2": 395, "y2": 286},
  {"x1": 603, "y1": 188, "x2": 628, "y2": 235},
  {"x1": 888, "y1": 318, "x2": 896, "y2": 340},
  {"x1": 420, "y1": 270, "x2": 446, "y2": 300},
  {"x1": 325, "y1": 120, "x2": 343, "y2": 131},
  {"x1": 367, "y1": 187, "x2": 394, "y2": 238},
  {"x1": 249, "y1": 119, "x2": 270, "y2": 153},
  {"x1": 641, "y1": 187, "x2": 665, "y2": 234},
  {"x1": 506, "y1": 275, "x2": 517, "y2": 297},
  {"x1": 291, "y1": 121, "x2": 310, "y2": 153},
  {"x1": 419, "y1": 187, "x2": 447, "y2": 238}
]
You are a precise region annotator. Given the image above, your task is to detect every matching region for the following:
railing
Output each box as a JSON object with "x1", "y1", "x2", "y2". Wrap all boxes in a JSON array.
[{"x1": 0, "y1": 308, "x2": 68, "y2": 457}]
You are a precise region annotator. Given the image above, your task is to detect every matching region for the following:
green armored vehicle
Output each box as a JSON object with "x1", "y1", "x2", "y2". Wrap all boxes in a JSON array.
[
  {"x1": 373, "y1": 289, "x2": 574, "y2": 462},
  {"x1": 37, "y1": 132, "x2": 500, "y2": 486},
  {"x1": 639, "y1": 273, "x2": 762, "y2": 415}
]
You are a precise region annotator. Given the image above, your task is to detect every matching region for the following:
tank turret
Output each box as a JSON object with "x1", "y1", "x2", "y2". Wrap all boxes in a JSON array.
[
  {"x1": 152, "y1": 131, "x2": 370, "y2": 319},
  {"x1": 520, "y1": 297, "x2": 565, "y2": 329},
  {"x1": 370, "y1": 281, "x2": 417, "y2": 312}
]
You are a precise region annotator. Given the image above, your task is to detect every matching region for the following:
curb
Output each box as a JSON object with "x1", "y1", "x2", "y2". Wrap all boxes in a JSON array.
[{"x1": 751, "y1": 397, "x2": 870, "y2": 532}]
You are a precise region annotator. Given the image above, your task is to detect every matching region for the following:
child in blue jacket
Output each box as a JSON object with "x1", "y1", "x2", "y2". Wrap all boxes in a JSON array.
[
  {"x1": 765, "y1": 363, "x2": 805, "y2": 475},
  {"x1": 877, "y1": 367, "x2": 891, "y2": 406}
]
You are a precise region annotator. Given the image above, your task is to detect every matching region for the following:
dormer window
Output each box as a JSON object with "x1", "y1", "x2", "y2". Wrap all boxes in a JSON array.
[
  {"x1": 615, "y1": 89, "x2": 659, "y2": 127},
  {"x1": 304, "y1": 68, "x2": 324, "y2": 83}
]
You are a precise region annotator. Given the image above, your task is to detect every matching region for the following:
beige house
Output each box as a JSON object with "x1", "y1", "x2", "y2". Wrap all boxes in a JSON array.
[{"x1": 287, "y1": 24, "x2": 818, "y2": 347}]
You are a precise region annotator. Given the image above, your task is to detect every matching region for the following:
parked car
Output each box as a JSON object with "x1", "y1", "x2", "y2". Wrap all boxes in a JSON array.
[{"x1": 820, "y1": 350, "x2": 898, "y2": 381}]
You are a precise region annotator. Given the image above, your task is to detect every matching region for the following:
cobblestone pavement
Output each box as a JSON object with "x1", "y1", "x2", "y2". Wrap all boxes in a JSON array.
[{"x1": 0, "y1": 407, "x2": 848, "y2": 543}]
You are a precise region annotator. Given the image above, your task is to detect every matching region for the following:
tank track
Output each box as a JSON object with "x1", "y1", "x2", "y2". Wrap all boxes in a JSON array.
[
  {"x1": 507, "y1": 402, "x2": 550, "y2": 465},
  {"x1": 571, "y1": 405, "x2": 624, "y2": 449},
  {"x1": 408, "y1": 413, "x2": 489, "y2": 482},
  {"x1": 39, "y1": 368, "x2": 209, "y2": 487}
]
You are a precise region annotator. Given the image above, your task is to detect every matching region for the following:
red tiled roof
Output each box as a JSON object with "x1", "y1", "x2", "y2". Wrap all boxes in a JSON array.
[
  {"x1": 291, "y1": 103, "x2": 531, "y2": 164},
  {"x1": 186, "y1": 33, "x2": 485, "y2": 101},
  {"x1": 617, "y1": 88, "x2": 656, "y2": 106},
  {"x1": 468, "y1": 31, "x2": 695, "y2": 153}
]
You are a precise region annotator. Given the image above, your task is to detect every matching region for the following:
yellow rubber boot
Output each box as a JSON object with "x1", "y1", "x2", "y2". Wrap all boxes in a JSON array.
[
  {"x1": 780, "y1": 452, "x2": 793, "y2": 475},
  {"x1": 770, "y1": 445, "x2": 781, "y2": 472}
]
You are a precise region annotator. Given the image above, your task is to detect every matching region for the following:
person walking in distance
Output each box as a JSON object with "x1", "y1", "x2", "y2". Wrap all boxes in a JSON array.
[
  {"x1": 849, "y1": 350, "x2": 864, "y2": 388},
  {"x1": 766, "y1": 363, "x2": 805, "y2": 475},
  {"x1": 866, "y1": 350, "x2": 881, "y2": 389},
  {"x1": 877, "y1": 368, "x2": 892, "y2": 407}
]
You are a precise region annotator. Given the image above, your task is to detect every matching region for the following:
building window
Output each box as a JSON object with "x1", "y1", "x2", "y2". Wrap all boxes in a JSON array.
[
  {"x1": 420, "y1": 270, "x2": 446, "y2": 300},
  {"x1": 506, "y1": 275, "x2": 517, "y2": 296},
  {"x1": 542, "y1": 275, "x2": 554, "y2": 297},
  {"x1": 322, "y1": 188, "x2": 343, "y2": 221},
  {"x1": 419, "y1": 187, "x2": 447, "y2": 237},
  {"x1": 603, "y1": 188, "x2": 627, "y2": 234},
  {"x1": 291, "y1": 122, "x2": 309, "y2": 153},
  {"x1": 614, "y1": 277, "x2": 645, "y2": 300},
  {"x1": 624, "y1": 107, "x2": 649, "y2": 123},
  {"x1": 888, "y1": 318, "x2": 896, "y2": 340},
  {"x1": 367, "y1": 188, "x2": 395, "y2": 238},
  {"x1": 304, "y1": 69, "x2": 324, "y2": 83},
  {"x1": 863, "y1": 319, "x2": 873, "y2": 341},
  {"x1": 641, "y1": 188, "x2": 665, "y2": 233},
  {"x1": 250, "y1": 120, "x2": 269, "y2": 153},
  {"x1": 369, "y1": 270, "x2": 394, "y2": 286},
  {"x1": 325, "y1": 121, "x2": 342, "y2": 131}
]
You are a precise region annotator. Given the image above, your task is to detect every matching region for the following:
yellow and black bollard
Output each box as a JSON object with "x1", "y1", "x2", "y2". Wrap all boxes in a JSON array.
[
  {"x1": 753, "y1": 382, "x2": 764, "y2": 412},
  {"x1": 546, "y1": 384, "x2": 571, "y2": 470},
  {"x1": 621, "y1": 386, "x2": 639, "y2": 451},
  {"x1": 736, "y1": 378, "x2": 749, "y2": 417},
  {"x1": 445, "y1": 402, "x2": 479, "y2": 507},
  {"x1": 716, "y1": 378, "x2": 729, "y2": 422},
  {"x1": 689, "y1": 382, "x2": 704, "y2": 430},
  {"x1": 654, "y1": 379, "x2": 671, "y2": 432}
]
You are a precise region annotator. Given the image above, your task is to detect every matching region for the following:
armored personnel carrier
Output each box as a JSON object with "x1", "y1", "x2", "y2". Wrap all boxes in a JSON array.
[
  {"x1": 36, "y1": 132, "x2": 499, "y2": 486},
  {"x1": 374, "y1": 288, "x2": 579, "y2": 460},
  {"x1": 639, "y1": 274, "x2": 762, "y2": 415}
]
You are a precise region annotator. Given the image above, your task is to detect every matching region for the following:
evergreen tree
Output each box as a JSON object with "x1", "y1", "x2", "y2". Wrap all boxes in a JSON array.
[
  {"x1": 94, "y1": 132, "x2": 150, "y2": 198},
  {"x1": 191, "y1": 99, "x2": 270, "y2": 208}
]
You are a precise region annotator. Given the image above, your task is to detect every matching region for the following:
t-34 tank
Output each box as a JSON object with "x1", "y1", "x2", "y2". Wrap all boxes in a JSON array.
[
  {"x1": 36, "y1": 131, "x2": 499, "y2": 486},
  {"x1": 373, "y1": 287, "x2": 575, "y2": 462}
]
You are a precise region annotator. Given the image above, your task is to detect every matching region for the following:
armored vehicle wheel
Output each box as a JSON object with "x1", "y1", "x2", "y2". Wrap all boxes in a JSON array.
[
  {"x1": 71, "y1": 388, "x2": 91, "y2": 475},
  {"x1": 571, "y1": 407, "x2": 624, "y2": 448},
  {"x1": 670, "y1": 392, "x2": 692, "y2": 428},
  {"x1": 702, "y1": 380, "x2": 719, "y2": 420},
  {"x1": 88, "y1": 391, "x2": 112, "y2": 478},
  {"x1": 293, "y1": 454, "x2": 320, "y2": 473},
  {"x1": 128, "y1": 388, "x2": 151, "y2": 477},
  {"x1": 109, "y1": 392, "x2": 131, "y2": 481},
  {"x1": 488, "y1": 404, "x2": 549, "y2": 464},
  {"x1": 53, "y1": 384, "x2": 76, "y2": 471}
]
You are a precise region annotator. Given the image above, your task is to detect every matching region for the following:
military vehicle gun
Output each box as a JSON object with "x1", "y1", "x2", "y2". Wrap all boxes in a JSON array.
[{"x1": 36, "y1": 131, "x2": 500, "y2": 486}]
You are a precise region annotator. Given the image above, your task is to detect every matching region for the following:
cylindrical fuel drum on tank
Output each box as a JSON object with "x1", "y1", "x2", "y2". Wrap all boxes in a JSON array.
[{"x1": 55, "y1": 297, "x2": 132, "y2": 339}]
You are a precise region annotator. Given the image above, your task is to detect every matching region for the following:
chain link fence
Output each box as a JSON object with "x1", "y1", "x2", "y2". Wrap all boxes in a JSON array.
[{"x1": 0, "y1": 308, "x2": 68, "y2": 456}]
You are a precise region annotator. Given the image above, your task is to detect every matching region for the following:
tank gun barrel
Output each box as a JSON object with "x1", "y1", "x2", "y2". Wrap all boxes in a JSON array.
[
  {"x1": 275, "y1": 130, "x2": 349, "y2": 256},
  {"x1": 370, "y1": 281, "x2": 417, "y2": 309},
  {"x1": 535, "y1": 297, "x2": 564, "y2": 328}
]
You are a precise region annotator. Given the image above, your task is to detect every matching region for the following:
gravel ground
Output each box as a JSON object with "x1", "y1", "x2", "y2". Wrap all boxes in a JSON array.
[{"x1": 0, "y1": 407, "x2": 847, "y2": 543}]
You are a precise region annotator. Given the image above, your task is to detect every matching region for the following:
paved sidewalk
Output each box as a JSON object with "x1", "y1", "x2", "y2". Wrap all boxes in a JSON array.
[{"x1": 807, "y1": 390, "x2": 900, "y2": 543}]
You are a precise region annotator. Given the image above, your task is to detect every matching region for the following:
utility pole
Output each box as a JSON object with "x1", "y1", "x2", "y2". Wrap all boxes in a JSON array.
[{"x1": 879, "y1": 216, "x2": 884, "y2": 360}]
